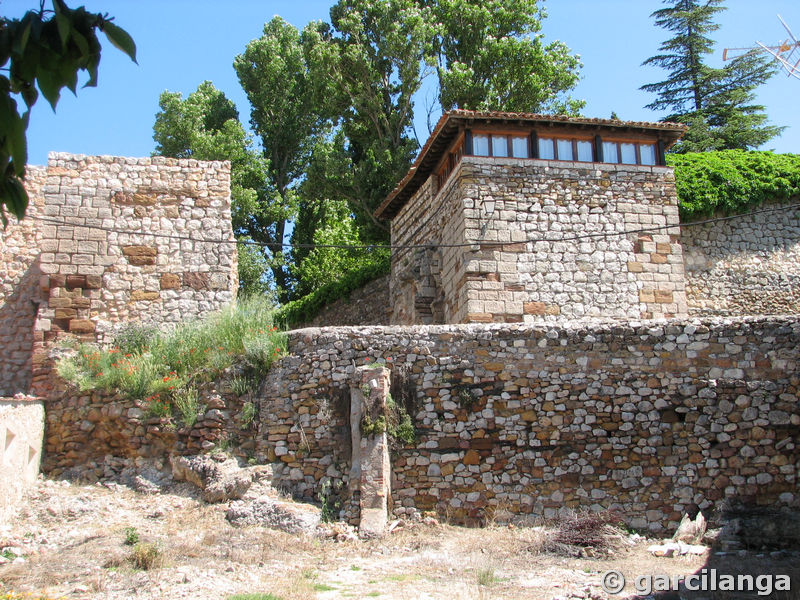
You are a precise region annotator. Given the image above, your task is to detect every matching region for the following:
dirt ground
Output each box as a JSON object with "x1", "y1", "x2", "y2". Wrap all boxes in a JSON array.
[{"x1": 1, "y1": 478, "x2": 798, "y2": 600}]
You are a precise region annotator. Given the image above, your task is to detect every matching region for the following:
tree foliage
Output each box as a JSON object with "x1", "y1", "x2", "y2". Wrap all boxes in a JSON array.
[
  {"x1": 423, "y1": 0, "x2": 583, "y2": 114},
  {"x1": 0, "y1": 0, "x2": 136, "y2": 226},
  {"x1": 312, "y1": 0, "x2": 430, "y2": 241},
  {"x1": 669, "y1": 150, "x2": 800, "y2": 220},
  {"x1": 641, "y1": 0, "x2": 782, "y2": 152},
  {"x1": 154, "y1": 1, "x2": 584, "y2": 304},
  {"x1": 234, "y1": 17, "x2": 325, "y2": 298}
]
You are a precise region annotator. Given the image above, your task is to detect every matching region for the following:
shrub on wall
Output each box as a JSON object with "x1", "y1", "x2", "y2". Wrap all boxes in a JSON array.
[
  {"x1": 276, "y1": 253, "x2": 390, "y2": 329},
  {"x1": 669, "y1": 150, "x2": 800, "y2": 221},
  {"x1": 56, "y1": 296, "x2": 286, "y2": 416}
]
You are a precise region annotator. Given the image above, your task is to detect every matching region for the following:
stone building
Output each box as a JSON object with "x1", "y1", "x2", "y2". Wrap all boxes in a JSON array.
[{"x1": 375, "y1": 110, "x2": 688, "y2": 325}]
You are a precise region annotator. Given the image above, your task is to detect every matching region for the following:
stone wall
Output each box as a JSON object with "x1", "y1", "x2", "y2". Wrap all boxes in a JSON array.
[
  {"x1": 0, "y1": 167, "x2": 47, "y2": 396},
  {"x1": 0, "y1": 152, "x2": 238, "y2": 397},
  {"x1": 262, "y1": 317, "x2": 798, "y2": 531},
  {"x1": 0, "y1": 397, "x2": 44, "y2": 525},
  {"x1": 390, "y1": 157, "x2": 688, "y2": 325},
  {"x1": 40, "y1": 379, "x2": 257, "y2": 479},
  {"x1": 39, "y1": 316, "x2": 800, "y2": 531},
  {"x1": 682, "y1": 202, "x2": 800, "y2": 316},
  {"x1": 297, "y1": 275, "x2": 391, "y2": 327}
]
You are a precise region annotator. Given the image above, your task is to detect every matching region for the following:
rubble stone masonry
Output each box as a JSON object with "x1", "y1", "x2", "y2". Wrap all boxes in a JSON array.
[
  {"x1": 262, "y1": 317, "x2": 798, "y2": 531},
  {"x1": 0, "y1": 153, "x2": 238, "y2": 398},
  {"x1": 40, "y1": 315, "x2": 799, "y2": 531},
  {"x1": 682, "y1": 201, "x2": 800, "y2": 316},
  {"x1": 390, "y1": 157, "x2": 688, "y2": 325}
]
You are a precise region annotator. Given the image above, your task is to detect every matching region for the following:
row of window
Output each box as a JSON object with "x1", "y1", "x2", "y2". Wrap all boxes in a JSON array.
[{"x1": 470, "y1": 133, "x2": 658, "y2": 166}]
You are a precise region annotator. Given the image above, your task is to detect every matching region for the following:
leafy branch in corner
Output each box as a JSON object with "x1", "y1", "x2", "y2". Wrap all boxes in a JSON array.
[{"x1": 0, "y1": 0, "x2": 137, "y2": 226}]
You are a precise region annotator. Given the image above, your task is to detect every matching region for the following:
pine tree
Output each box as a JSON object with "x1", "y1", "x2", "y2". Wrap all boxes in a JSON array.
[{"x1": 641, "y1": 0, "x2": 783, "y2": 152}]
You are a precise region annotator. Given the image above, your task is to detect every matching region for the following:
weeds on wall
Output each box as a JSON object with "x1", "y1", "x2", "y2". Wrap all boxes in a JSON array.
[
  {"x1": 55, "y1": 296, "x2": 286, "y2": 420},
  {"x1": 360, "y1": 390, "x2": 415, "y2": 446}
]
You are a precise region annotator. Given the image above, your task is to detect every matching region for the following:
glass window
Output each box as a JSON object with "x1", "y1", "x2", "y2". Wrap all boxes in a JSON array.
[
  {"x1": 538, "y1": 137, "x2": 555, "y2": 160},
  {"x1": 620, "y1": 143, "x2": 637, "y2": 164},
  {"x1": 512, "y1": 136, "x2": 529, "y2": 158},
  {"x1": 492, "y1": 135, "x2": 509, "y2": 157},
  {"x1": 556, "y1": 139, "x2": 573, "y2": 161},
  {"x1": 639, "y1": 144, "x2": 656, "y2": 165},
  {"x1": 603, "y1": 141, "x2": 619, "y2": 163},
  {"x1": 577, "y1": 140, "x2": 593, "y2": 162},
  {"x1": 473, "y1": 134, "x2": 489, "y2": 156}
]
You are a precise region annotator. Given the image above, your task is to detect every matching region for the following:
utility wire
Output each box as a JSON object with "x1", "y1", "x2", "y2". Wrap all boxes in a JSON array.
[{"x1": 18, "y1": 201, "x2": 800, "y2": 252}]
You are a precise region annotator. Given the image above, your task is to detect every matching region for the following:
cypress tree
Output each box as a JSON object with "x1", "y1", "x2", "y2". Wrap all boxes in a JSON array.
[{"x1": 641, "y1": 0, "x2": 783, "y2": 152}]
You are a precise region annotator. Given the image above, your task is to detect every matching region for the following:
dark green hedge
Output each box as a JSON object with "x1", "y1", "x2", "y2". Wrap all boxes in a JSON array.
[
  {"x1": 669, "y1": 150, "x2": 800, "y2": 221},
  {"x1": 276, "y1": 254, "x2": 390, "y2": 329}
]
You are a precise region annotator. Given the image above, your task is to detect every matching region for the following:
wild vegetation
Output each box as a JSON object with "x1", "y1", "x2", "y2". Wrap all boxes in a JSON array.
[{"x1": 56, "y1": 296, "x2": 285, "y2": 418}]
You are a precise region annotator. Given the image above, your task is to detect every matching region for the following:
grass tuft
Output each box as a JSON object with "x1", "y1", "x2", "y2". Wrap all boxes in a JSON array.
[
  {"x1": 129, "y1": 542, "x2": 164, "y2": 570},
  {"x1": 56, "y1": 296, "x2": 286, "y2": 413}
]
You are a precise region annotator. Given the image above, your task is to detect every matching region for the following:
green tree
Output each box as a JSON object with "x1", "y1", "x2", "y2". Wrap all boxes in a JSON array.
[
  {"x1": 641, "y1": 0, "x2": 782, "y2": 152},
  {"x1": 423, "y1": 0, "x2": 583, "y2": 114},
  {"x1": 152, "y1": 81, "x2": 273, "y2": 296},
  {"x1": 310, "y1": 0, "x2": 430, "y2": 241},
  {"x1": 0, "y1": 0, "x2": 136, "y2": 225},
  {"x1": 234, "y1": 17, "x2": 326, "y2": 299}
]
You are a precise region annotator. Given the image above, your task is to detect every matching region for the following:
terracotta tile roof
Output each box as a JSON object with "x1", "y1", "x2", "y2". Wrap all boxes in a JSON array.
[{"x1": 374, "y1": 110, "x2": 688, "y2": 221}]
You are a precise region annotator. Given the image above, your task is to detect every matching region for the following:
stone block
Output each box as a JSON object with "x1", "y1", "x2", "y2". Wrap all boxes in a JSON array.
[
  {"x1": 160, "y1": 273, "x2": 181, "y2": 290},
  {"x1": 122, "y1": 245, "x2": 158, "y2": 266},
  {"x1": 48, "y1": 275, "x2": 66, "y2": 289},
  {"x1": 184, "y1": 272, "x2": 210, "y2": 290},
  {"x1": 54, "y1": 308, "x2": 77, "y2": 320},
  {"x1": 651, "y1": 253, "x2": 668, "y2": 264},
  {"x1": 85, "y1": 275, "x2": 103, "y2": 289},
  {"x1": 467, "y1": 313, "x2": 493, "y2": 323},
  {"x1": 130, "y1": 290, "x2": 160, "y2": 302},
  {"x1": 544, "y1": 304, "x2": 561, "y2": 316},
  {"x1": 68, "y1": 319, "x2": 95, "y2": 333},
  {"x1": 524, "y1": 301, "x2": 546, "y2": 315},
  {"x1": 654, "y1": 289, "x2": 674, "y2": 303},
  {"x1": 65, "y1": 275, "x2": 87, "y2": 289},
  {"x1": 627, "y1": 261, "x2": 644, "y2": 273},
  {"x1": 639, "y1": 289, "x2": 656, "y2": 303}
]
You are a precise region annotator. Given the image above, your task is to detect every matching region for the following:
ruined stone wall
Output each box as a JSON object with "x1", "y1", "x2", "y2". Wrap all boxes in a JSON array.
[
  {"x1": 39, "y1": 316, "x2": 799, "y2": 530},
  {"x1": 390, "y1": 157, "x2": 688, "y2": 325},
  {"x1": 297, "y1": 275, "x2": 391, "y2": 327},
  {"x1": 0, "y1": 168, "x2": 47, "y2": 396},
  {"x1": 0, "y1": 152, "x2": 238, "y2": 397},
  {"x1": 40, "y1": 380, "x2": 256, "y2": 479},
  {"x1": 682, "y1": 202, "x2": 800, "y2": 316},
  {"x1": 259, "y1": 317, "x2": 798, "y2": 531}
]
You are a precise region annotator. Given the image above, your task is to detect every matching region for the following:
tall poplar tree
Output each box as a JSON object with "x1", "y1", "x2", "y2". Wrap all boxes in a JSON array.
[
  {"x1": 641, "y1": 0, "x2": 783, "y2": 152},
  {"x1": 422, "y1": 0, "x2": 583, "y2": 114}
]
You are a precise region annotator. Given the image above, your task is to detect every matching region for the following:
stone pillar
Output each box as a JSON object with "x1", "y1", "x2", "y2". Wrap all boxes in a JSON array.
[{"x1": 350, "y1": 365, "x2": 391, "y2": 537}]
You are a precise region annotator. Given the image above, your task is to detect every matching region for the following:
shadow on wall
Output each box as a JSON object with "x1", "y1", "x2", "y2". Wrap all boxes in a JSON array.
[{"x1": 0, "y1": 259, "x2": 43, "y2": 396}]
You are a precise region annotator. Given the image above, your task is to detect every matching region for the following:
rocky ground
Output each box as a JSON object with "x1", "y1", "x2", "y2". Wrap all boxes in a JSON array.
[{"x1": 1, "y1": 468, "x2": 798, "y2": 600}]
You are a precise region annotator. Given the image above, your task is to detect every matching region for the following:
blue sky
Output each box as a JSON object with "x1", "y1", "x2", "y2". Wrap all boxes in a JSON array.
[{"x1": 4, "y1": 0, "x2": 800, "y2": 166}]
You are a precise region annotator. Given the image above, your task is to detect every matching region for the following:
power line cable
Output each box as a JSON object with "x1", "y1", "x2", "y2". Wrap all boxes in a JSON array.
[{"x1": 17, "y1": 201, "x2": 800, "y2": 251}]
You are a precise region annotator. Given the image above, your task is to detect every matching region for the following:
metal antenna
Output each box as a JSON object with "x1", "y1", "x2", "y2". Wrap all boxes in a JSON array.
[{"x1": 723, "y1": 14, "x2": 800, "y2": 80}]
